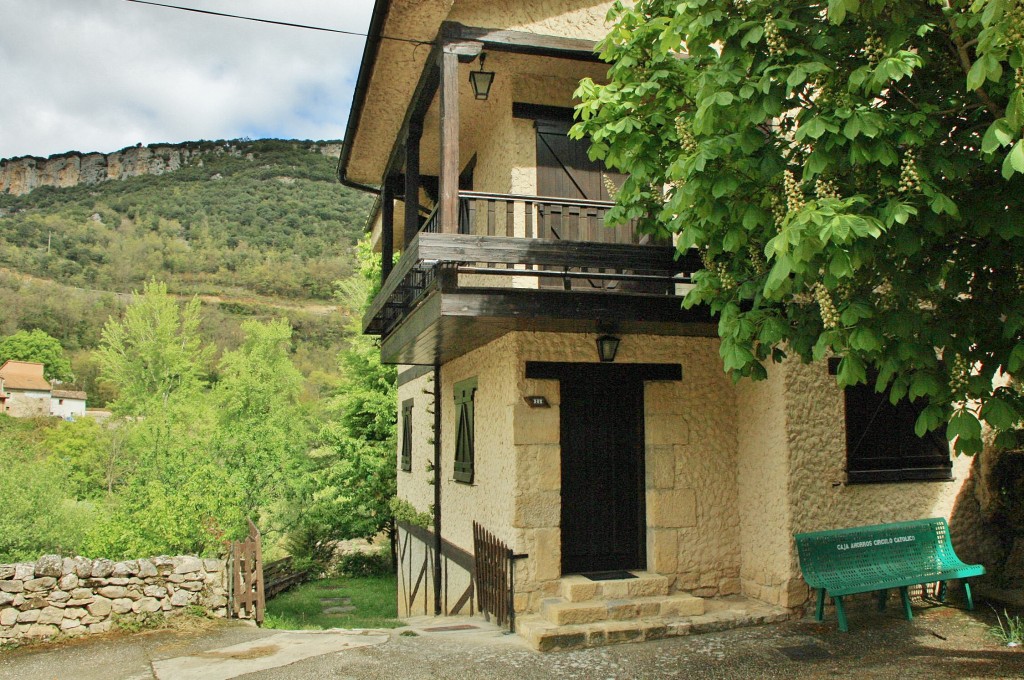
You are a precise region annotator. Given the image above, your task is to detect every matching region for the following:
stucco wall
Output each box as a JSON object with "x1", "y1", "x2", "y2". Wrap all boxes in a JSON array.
[
  {"x1": 50, "y1": 398, "x2": 86, "y2": 420},
  {"x1": 448, "y1": 0, "x2": 615, "y2": 41},
  {"x1": 777, "y1": 360, "x2": 979, "y2": 607},
  {"x1": 396, "y1": 370, "x2": 437, "y2": 517}
]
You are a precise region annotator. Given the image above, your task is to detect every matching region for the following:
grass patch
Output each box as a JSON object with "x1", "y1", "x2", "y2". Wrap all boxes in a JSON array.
[{"x1": 263, "y1": 575, "x2": 402, "y2": 630}]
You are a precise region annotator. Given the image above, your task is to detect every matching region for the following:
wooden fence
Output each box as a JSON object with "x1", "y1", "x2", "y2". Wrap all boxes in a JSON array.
[{"x1": 472, "y1": 521, "x2": 516, "y2": 631}]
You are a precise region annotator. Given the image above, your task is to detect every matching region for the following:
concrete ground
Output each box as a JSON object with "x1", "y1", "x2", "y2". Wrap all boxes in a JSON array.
[{"x1": 0, "y1": 596, "x2": 1020, "y2": 679}]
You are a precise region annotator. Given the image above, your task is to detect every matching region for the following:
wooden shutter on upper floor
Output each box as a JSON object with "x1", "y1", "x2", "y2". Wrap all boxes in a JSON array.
[{"x1": 400, "y1": 399, "x2": 413, "y2": 473}]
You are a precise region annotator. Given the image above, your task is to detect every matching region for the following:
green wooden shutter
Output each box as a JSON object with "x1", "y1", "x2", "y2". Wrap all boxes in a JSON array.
[
  {"x1": 453, "y1": 377, "x2": 477, "y2": 484},
  {"x1": 400, "y1": 399, "x2": 413, "y2": 472}
]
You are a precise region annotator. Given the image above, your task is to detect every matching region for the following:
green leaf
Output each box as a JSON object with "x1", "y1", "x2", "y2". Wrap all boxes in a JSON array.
[
  {"x1": 981, "y1": 397, "x2": 1021, "y2": 430},
  {"x1": 947, "y1": 410, "x2": 982, "y2": 442},
  {"x1": 914, "y1": 404, "x2": 945, "y2": 437},
  {"x1": 836, "y1": 354, "x2": 867, "y2": 387},
  {"x1": 1010, "y1": 139, "x2": 1024, "y2": 173}
]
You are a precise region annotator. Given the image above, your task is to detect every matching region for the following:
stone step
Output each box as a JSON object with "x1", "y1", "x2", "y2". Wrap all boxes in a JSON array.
[
  {"x1": 540, "y1": 592, "x2": 704, "y2": 626},
  {"x1": 518, "y1": 597, "x2": 795, "y2": 652},
  {"x1": 559, "y1": 572, "x2": 670, "y2": 602}
]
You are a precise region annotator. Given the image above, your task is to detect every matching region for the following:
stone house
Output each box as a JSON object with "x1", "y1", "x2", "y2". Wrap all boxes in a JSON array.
[
  {"x1": 0, "y1": 361, "x2": 52, "y2": 418},
  {"x1": 338, "y1": 0, "x2": 989, "y2": 650},
  {"x1": 0, "y1": 360, "x2": 88, "y2": 419}
]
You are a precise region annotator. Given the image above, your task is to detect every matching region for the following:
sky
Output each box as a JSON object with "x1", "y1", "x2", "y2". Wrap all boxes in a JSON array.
[{"x1": 0, "y1": 0, "x2": 375, "y2": 160}]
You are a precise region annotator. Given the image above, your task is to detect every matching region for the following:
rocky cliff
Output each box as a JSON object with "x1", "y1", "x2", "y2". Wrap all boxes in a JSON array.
[{"x1": 0, "y1": 141, "x2": 343, "y2": 196}]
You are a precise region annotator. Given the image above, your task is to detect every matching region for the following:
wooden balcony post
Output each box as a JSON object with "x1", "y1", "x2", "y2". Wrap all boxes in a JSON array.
[
  {"x1": 404, "y1": 122, "x2": 422, "y2": 246},
  {"x1": 381, "y1": 181, "x2": 395, "y2": 283},
  {"x1": 439, "y1": 45, "x2": 461, "y2": 234}
]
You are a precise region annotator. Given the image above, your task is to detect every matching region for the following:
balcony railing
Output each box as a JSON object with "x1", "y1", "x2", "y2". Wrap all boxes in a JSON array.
[{"x1": 419, "y1": 191, "x2": 651, "y2": 244}]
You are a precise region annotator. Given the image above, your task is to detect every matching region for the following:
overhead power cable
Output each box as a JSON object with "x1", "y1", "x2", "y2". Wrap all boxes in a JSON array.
[{"x1": 123, "y1": 0, "x2": 433, "y2": 46}]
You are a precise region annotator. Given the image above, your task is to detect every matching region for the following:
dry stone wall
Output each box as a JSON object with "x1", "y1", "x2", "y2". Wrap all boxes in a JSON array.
[{"x1": 0, "y1": 554, "x2": 227, "y2": 644}]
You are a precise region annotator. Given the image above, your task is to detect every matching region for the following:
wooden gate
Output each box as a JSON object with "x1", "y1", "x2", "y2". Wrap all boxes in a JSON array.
[
  {"x1": 473, "y1": 521, "x2": 515, "y2": 631},
  {"x1": 229, "y1": 519, "x2": 265, "y2": 624}
]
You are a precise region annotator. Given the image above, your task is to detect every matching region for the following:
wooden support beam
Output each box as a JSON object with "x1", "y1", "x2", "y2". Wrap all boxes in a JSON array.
[
  {"x1": 441, "y1": 22, "x2": 601, "y2": 62},
  {"x1": 439, "y1": 45, "x2": 461, "y2": 234},
  {"x1": 381, "y1": 181, "x2": 395, "y2": 283},
  {"x1": 404, "y1": 121, "x2": 422, "y2": 245}
]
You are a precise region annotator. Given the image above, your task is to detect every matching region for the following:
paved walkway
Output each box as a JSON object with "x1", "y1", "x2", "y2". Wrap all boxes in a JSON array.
[{"x1": 0, "y1": 597, "x2": 1020, "y2": 679}]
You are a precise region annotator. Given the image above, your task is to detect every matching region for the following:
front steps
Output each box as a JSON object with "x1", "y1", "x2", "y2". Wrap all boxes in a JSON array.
[{"x1": 516, "y1": 573, "x2": 794, "y2": 651}]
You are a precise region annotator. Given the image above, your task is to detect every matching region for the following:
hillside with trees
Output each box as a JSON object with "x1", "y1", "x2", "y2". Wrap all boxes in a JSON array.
[{"x1": 0, "y1": 139, "x2": 397, "y2": 568}]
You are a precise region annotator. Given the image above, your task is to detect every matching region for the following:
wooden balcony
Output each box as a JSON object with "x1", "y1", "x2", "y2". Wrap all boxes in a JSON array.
[{"x1": 365, "y1": 193, "x2": 714, "y2": 365}]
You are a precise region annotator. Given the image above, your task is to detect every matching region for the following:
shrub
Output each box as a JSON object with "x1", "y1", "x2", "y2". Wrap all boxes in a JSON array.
[{"x1": 334, "y1": 548, "x2": 391, "y2": 577}]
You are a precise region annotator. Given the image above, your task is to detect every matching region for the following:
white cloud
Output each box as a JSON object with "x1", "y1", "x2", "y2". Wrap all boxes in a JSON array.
[{"x1": 0, "y1": 0, "x2": 374, "y2": 159}]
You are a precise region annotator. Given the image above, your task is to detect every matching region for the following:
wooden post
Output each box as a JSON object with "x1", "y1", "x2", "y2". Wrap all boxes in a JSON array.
[
  {"x1": 381, "y1": 181, "x2": 395, "y2": 283},
  {"x1": 433, "y1": 362, "x2": 442, "y2": 616},
  {"x1": 404, "y1": 122, "x2": 422, "y2": 246},
  {"x1": 439, "y1": 45, "x2": 460, "y2": 234}
]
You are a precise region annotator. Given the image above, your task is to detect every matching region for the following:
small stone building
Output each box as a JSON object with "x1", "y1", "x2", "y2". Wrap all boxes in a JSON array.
[
  {"x1": 0, "y1": 361, "x2": 52, "y2": 418},
  {"x1": 338, "y1": 0, "x2": 991, "y2": 650},
  {"x1": 50, "y1": 389, "x2": 88, "y2": 420}
]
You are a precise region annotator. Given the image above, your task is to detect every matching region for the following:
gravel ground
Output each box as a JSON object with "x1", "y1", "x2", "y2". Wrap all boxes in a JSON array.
[{"x1": 0, "y1": 596, "x2": 1020, "y2": 680}]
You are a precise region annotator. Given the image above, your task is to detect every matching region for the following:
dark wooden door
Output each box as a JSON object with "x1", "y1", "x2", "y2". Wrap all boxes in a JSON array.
[{"x1": 560, "y1": 367, "x2": 646, "y2": 574}]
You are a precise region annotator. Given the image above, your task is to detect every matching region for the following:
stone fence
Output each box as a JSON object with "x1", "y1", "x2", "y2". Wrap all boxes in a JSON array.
[{"x1": 0, "y1": 554, "x2": 228, "y2": 644}]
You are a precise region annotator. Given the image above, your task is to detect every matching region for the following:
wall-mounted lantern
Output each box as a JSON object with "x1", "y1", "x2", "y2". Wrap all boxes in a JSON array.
[
  {"x1": 469, "y1": 53, "x2": 495, "y2": 100},
  {"x1": 596, "y1": 335, "x2": 621, "y2": 363}
]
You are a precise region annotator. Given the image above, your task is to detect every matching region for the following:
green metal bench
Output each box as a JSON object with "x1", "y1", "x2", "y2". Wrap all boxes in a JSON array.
[{"x1": 794, "y1": 518, "x2": 985, "y2": 632}]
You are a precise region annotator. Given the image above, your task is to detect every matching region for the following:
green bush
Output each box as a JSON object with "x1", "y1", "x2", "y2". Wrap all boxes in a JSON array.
[{"x1": 334, "y1": 549, "x2": 392, "y2": 577}]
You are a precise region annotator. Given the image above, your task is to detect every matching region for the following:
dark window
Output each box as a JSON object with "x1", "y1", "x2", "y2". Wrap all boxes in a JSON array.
[
  {"x1": 831, "y1": 360, "x2": 952, "y2": 483},
  {"x1": 400, "y1": 399, "x2": 413, "y2": 473},
  {"x1": 453, "y1": 377, "x2": 477, "y2": 484}
]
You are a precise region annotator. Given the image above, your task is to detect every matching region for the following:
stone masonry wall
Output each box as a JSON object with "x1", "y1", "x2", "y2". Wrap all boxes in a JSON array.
[{"x1": 0, "y1": 554, "x2": 227, "y2": 644}]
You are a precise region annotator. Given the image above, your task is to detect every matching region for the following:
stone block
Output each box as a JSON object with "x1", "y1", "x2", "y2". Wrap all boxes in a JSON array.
[
  {"x1": 648, "y1": 529, "x2": 678, "y2": 574},
  {"x1": 152, "y1": 556, "x2": 175, "y2": 574},
  {"x1": 58, "y1": 574, "x2": 79, "y2": 591},
  {"x1": 89, "y1": 621, "x2": 113, "y2": 634},
  {"x1": 606, "y1": 601, "x2": 638, "y2": 620},
  {"x1": 178, "y1": 581, "x2": 204, "y2": 592},
  {"x1": 17, "y1": 597, "x2": 46, "y2": 611},
  {"x1": 107, "y1": 577, "x2": 129, "y2": 586},
  {"x1": 88, "y1": 597, "x2": 112, "y2": 617},
  {"x1": 660, "y1": 593, "x2": 704, "y2": 618},
  {"x1": 97, "y1": 586, "x2": 126, "y2": 599},
  {"x1": 648, "y1": 489, "x2": 696, "y2": 528},
  {"x1": 560, "y1": 576, "x2": 597, "y2": 603},
  {"x1": 719, "y1": 577, "x2": 740, "y2": 595},
  {"x1": 0, "y1": 565, "x2": 14, "y2": 580},
  {"x1": 133, "y1": 597, "x2": 161, "y2": 613},
  {"x1": 137, "y1": 560, "x2": 157, "y2": 578},
  {"x1": 37, "y1": 607, "x2": 63, "y2": 625},
  {"x1": 80, "y1": 615, "x2": 101, "y2": 625},
  {"x1": 635, "y1": 599, "x2": 662, "y2": 618},
  {"x1": 111, "y1": 598, "x2": 133, "y2": 614},
  {"x1": 14, "y1": 564, "x2": 34, "y2": 581},
  {"x1": 25, "y1": 624, "x2": 58, "y2": 638},
  {"x1": 605, "y1": 621, "x2": 644, "y2": 644},
  {"x1": 646, "y1": 446, "x2": 675, "y2": 490},
  {"x1": 34, "y1": 555, "x2": 63, "y2": 578},
  {"x1": 541, "y1": 600, "x2": 607, "y2": 626},
  {"x1": 513, "y1": 403, "x2": 560, "y2": 445},
  {"x1": 601, "y1": 580, "x2": 632, "y2": 599},
  {"x1": 59, "y1": 618, "x2": 81, "y2": 631},
  {"x1": 63, "y1": 607, "x2": 87, "y2": 620},
  {"x1": 24, "y1": 577, "x2": 56, "y2": 592},
  {"x1": 691, "y1": 587, "x2": 717, "y2": 598},
  {"x1": 71, "y1": 557, "x2": 92, "y2": 578},
  {"x1": 70, "y1": 588, "x2": 93, "y2": 600},
  {"x1": 91, "y1": 559, "x2": 114, "y2": 578},
  {"x1": 200, "y1": 594, "x2": 226, "y2": 609},
  {"x1": 170, "y1": 590, "x2": 193, "y2": 607},
  {"x1": 16, "y1": 609, "x2": 40, "y2": 623},
  {"x1": 50, "y1": 590, "x2": 70, "y2": 603},
  {"x1": 627, "y1": 574, "x2": 670, "y2": 598},
  {"x1": 0, "y1": 581, "x2": 23, "y2": 593},
  {"x1": 112, "y1": 560, "x2": 138, "y2": 577},
  {"x1": 174, "y1": 557, "x2": 203, "y2": 574},
  {"x1": 532, "y1": 528, "x2": 561, "y2": 582},
  {"x1": 167, "y1": 574, "x2": 185, "y2": 583},
  {"x1": 0, "y1": 608, "x2": 17, "y2": 626},
  {"x1": 645, "y1": 413, "x2": 689, "y2": 446},
  {"x1": 513, "y1": 491, "x2": 560, "y2": 528},
  {"x1": 0, "y1": 592, "x2": 13, "y2": 607},
  {"x1": 144, "y1": 585, "x2": 167, "y2": 598},
  {"x1": 203, "y1": 559, "x2": 224, "y2": 573},
  {"x1": 518, "y1": 444, "x2": 560, "y2": 492}
]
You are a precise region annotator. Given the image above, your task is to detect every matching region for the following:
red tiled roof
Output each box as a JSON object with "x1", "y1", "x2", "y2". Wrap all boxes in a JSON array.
[{"x1": 0, "y1": 361, "x2": 51, "y2": 391}]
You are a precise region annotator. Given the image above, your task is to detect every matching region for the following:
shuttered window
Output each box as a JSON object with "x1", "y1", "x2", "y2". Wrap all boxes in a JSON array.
[
  {"x1": 400, "y1": 399, "x2": 413, "y2": 473},
  {"x1": 453, "y1": 377, "x2": 477, "y2": 484},
  {"x1": 832, "y1": 360, "x2": 952, "y2": 483}
]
